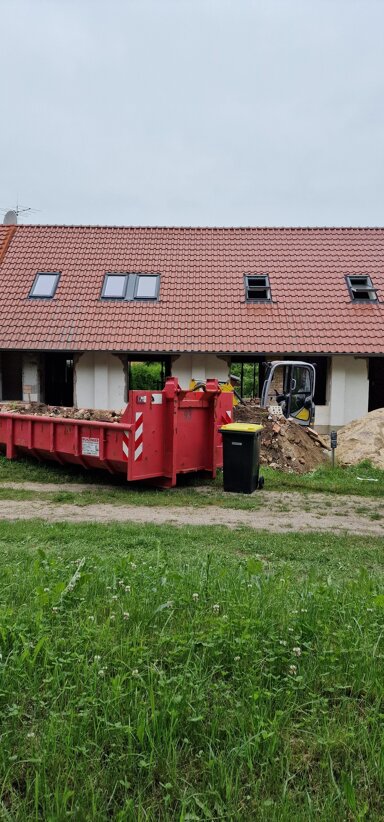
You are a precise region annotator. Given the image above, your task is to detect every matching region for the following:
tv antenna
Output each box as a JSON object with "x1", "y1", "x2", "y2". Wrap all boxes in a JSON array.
[{"x1": 0, "y1": 203, "x2": 40, "y2": 224}]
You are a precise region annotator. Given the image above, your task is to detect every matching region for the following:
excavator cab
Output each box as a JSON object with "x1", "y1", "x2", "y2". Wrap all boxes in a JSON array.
[{"x1": 260, "y1": 361, "x2": 316, "y2": 426}]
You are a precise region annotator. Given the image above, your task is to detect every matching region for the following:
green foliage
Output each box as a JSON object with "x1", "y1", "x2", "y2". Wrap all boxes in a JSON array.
[
  {"x1": 231, "y1": 362, "x2": 259, "y2": 397},
  {"x1": 0, "y1": 520, "x2": 383, "y2": 818},
  {"x1": 129, "y1": 361, "x2": 164, "y2": 390}
]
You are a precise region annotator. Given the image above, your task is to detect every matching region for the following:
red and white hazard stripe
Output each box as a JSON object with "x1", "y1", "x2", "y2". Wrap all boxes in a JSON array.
[
  {"x1": 134, "y1": 412, "x2": 143, "y2": 461},
  {"x1": 122, "y1": 430, "x2": 130, "y2": 461}
]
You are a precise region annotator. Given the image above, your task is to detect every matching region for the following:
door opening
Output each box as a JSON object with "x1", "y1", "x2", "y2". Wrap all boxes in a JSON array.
[
  {"x1": 1, "y1": 352, "x2": 23, "y2": 400},
  {"x1": 44, "y1": 353, "x2": 74, "y2": 406},
  {"x1": 368, "y1": 358, "x2": 384, "y2": 411}
]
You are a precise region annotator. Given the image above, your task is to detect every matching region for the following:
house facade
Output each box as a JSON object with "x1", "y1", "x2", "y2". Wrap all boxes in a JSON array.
[{"x1": 0, "y1": 223, "x2": 383, "y2": 432}]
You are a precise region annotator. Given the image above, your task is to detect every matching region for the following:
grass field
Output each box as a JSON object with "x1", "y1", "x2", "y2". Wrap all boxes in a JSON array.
[
  {"x1": 0, "y1": 455, "x2": 383, "y2": 510},
  {"x1": 0, "y1": 520, "x2": 383, "y2": 820}
]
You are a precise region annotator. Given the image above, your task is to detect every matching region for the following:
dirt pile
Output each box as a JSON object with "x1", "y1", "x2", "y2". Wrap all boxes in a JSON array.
[
  {"x1": 336, "y1": 408, "x2": 384, "y2": 469},
  {"x1": 0, "y1": 401, "x2": 122, "y2": 423},
  {"x1": 234, "y1": 401, "x2": 328, "y2": 473}
]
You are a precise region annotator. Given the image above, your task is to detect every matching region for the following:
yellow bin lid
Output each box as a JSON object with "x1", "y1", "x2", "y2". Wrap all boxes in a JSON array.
[{"x1": 220, "y1": 423, "x2": 263, "y2": 432}]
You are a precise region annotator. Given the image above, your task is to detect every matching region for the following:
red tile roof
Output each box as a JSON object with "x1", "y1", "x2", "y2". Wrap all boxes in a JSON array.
[{"x1": 0, "y1": 224, "x2": 384, "y2": 355}]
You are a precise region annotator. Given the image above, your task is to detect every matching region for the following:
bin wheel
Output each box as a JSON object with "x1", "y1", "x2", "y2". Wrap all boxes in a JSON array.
[{"x1": 258, "y1": 476, "x2": 265, "y2": 490}]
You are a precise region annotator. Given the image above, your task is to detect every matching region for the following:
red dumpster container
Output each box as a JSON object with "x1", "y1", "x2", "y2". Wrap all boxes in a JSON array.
[{"x1": 0, "y1": 378, "x2": 233, "y2": 487}]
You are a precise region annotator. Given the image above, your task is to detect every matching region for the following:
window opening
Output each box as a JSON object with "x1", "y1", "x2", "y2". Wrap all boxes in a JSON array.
[
  {"x1": 230, "y1": 358, "x2": 266, "y2": 399},
  {"x1": 347, "y1": 275, "x2": 377, "y2": 302},
  {"x1": 30, "y1": 272, "x2": 60, "y2": 299},
  {"x1": 245, "y1": 275, "x2": 271, "y2": 301}
]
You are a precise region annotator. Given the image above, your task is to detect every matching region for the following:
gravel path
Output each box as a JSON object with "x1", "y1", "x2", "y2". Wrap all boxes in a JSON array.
[{"x1": 0, "y1": 487, "x2": 382, "y2": 535}]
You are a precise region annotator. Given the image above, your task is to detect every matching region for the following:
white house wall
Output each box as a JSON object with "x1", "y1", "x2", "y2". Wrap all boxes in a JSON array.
[
  {"x1": 327, "y1": 355, "x2": 368, "y2": 428},
  {"x1": 75, "y1": 352, "x2": 126, "y2": 410},
  {"x1": 172, "y1": 353, "x2": 229, "y2": 388}
]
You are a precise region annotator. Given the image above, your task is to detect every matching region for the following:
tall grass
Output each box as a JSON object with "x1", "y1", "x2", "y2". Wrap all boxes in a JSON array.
[{"x1": 0, "y1": 521, "x2": 383, "y2": 819}]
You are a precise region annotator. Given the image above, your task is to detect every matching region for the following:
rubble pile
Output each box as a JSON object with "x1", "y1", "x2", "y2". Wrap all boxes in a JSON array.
[
  {"x1": 234, "y1": 401, "x2": 329, "y2": 473},
  {"x1": 336, "y1": 408, "x2": 384, "y2": 469},
  {"x1": 0, "y1": 401, "x2": 122, "y2": 423}
]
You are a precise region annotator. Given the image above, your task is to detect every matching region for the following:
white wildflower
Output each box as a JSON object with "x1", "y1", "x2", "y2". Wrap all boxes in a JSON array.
[
  {"x1": 110, "y1": 614, "x2": 115, "y2": 621},
  {"x1": 279, "y1": 640, "x2": 287, "y2": 646},
  {"x1": 234, "y1": 656, "x2": 240, "y2": 662},
  {"x1": 123, "y1": 612, "x2": 130, "y2": 620},
  {"x1": 94, "y1": 655, "x2": 101, "y2": 663},
  {"x1": 192, "y1": 593, "x2": 199, "y2": 601},
  {"x1": 124, "y1": 585, "x2": 131, "y2": 593},
  {"x1": 212, "y1": 604, "x2": 220, "y2": 614},
  {"x1": 292, "y1": 647, "x2": 302, "y2": 657},
  {"x1": 88, "y1": 615, "x2": 95, "y2": 621},
  {"x1": 27, "y1": 731, "x2": 35, "y2": 739},
  {"x1": 288, "y1": 664, "x2": 297, "y2": 676},
  {"x1": 132, "y1": 668, "x2": 139, "y2": 677},
  {"x1": 43, "y1": 587, "x2": 50, "y2": 593},
  {"x1": 112, "y1": 595, "x2": 118, "y2": 601},
  {"x1": 130, "y1": 562, "x2": 137, "y2": 569},
  {"x1": 98, "y1": 669, "x2": 105, "y2": 677},
  {"x1": 52, "y1": 606, "x2": 59, "y2": 613}
]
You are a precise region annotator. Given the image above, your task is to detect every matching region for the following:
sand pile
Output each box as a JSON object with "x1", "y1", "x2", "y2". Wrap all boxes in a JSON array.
[
  {"x1": 336, "y1": 408, "x2": 384, "y2": 469},
  {"x1": 234, "y1": 401, "x2": 328, "y2": 473}
]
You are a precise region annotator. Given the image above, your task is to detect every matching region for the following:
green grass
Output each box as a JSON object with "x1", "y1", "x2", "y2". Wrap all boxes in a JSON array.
[
  {"x1": 0, "y1": 454, "x2": 383, "y2": 512},
  {"x1": 0, "y1": 520, "x2": 383, "y2": 819}
]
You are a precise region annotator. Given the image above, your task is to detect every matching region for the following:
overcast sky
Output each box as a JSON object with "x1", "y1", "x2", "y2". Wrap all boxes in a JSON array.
[{"x1": 1, "y1": 0, "x2": 384, "y2": 226}]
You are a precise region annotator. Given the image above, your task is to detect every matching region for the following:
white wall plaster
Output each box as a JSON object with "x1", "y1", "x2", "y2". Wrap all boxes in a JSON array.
[{"x1": 75, "y1": 352, "x2": 126, "y2": 410}]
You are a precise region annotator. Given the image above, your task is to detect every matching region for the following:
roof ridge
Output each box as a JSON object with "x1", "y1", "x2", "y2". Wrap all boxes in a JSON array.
[{"x1": 15, "y1": 224, "x2": 384, "y2": 231}]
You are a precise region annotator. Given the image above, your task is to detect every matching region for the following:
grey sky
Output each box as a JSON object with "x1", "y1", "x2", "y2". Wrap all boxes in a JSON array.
[{"x1": 1, "y1": 0, "x2": 384, "y2": 226}]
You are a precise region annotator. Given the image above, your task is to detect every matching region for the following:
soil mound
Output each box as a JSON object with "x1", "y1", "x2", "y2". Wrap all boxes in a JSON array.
[
  {"x1": 336, "y1": 408, "x2": 384, "y2": 469},
  {"x1": 234, "y1": 401, "x2": 328, "y2": 474}
]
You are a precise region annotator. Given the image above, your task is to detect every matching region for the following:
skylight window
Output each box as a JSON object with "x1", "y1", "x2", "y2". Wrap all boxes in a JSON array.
[
  {"x1": 135, "y1": 275, "x2": 159, "y2": 300},
  {"x1": 102, "y1": 274, "x2": 128, "y2": 299},
  {"x1": 245, "y1": 274, "x2": 271, "y2": 302},
  {"x1": 101, "y1": 273, "x2": 160, "y2": 301},
  {"x1": 29, "y1": 272, "x2": 60, "y2": 299},
  {"x1": 347, "y1": 275, "x2": 378, "y2": 302}
]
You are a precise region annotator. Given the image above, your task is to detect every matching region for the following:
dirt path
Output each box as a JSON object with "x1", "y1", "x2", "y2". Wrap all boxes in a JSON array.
[{"x1": 0, "y1": 488, "x2": 382, "y2": 535}]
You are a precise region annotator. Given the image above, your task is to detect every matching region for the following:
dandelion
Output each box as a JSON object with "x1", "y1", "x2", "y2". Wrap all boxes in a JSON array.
[
  {"x1": 292, "y1": 646, "x2": 301, "y2": 657},
  {"x1": 212, "y1": 604, "x2": 220, "y2": 614},
  {"x1": 288, "y1": 664, "x2": 297, "y2": 676},
  {"x1": 132, "y1": 668, "x2": 139, "y2": 677},
  {"x1": 123, "y1": 612, "x2": 130, "y2": 620},
  {"x1": 192, "y1": 593, "x2": 199, "y2": 601}
]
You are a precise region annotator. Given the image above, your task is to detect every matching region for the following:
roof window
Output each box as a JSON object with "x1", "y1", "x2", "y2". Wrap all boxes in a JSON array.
[
  {"x1": 245, "y1": 274, "x2": 271, "y2": 302},
  {"x1": 29, "y1": 272, "x2": 60, "y2": 299},
  {"x1": 347, "y1": 275, "x2": 378, "y2": 302},
  {"x1": 101, "y1": 273, "x2": 160, "y2": 301}
]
